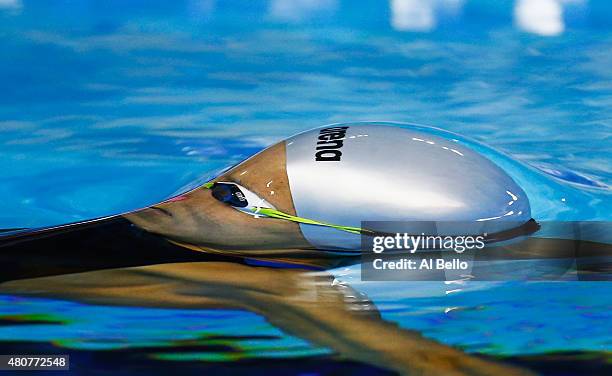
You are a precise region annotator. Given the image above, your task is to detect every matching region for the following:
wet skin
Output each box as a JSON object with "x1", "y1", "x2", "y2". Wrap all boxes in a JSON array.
[{"x1": 125, "y1": 142, "x2": 314, "y2": 254}]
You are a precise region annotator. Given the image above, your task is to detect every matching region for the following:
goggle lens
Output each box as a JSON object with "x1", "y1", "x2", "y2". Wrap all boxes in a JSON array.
[{"x1": 211, "y1": 183, "x2": 249, "y2": 208}]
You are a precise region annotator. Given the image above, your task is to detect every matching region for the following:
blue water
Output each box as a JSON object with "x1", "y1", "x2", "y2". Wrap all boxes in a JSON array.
[
  {"x1": 2, "y1": 0, "x2": 612, "y2": 229},
  {"x1": 1, "y1": 0, "x2": 611, "y2": 371},
  {"x1": 0, "y1": 295, "x2": 328, "y2": 360}
]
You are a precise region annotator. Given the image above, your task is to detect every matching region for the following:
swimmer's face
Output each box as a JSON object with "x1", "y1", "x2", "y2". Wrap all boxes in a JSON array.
[{"x1": 124, "y1": 142, "x2": 310, "y2": 251}]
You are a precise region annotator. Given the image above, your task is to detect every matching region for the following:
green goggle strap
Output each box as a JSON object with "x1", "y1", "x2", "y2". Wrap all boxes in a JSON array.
[{"x1": 253, "y1": 207, "x2": 366, "y2": 235}]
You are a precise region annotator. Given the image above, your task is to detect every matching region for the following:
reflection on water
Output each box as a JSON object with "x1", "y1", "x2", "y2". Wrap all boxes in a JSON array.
[
  {"x1": 0, "y1": 261, "x2": 533, "y2": 375},
  {"x1": 0, "y1": 0, "x2": 611, "y2": 375},
  {"x1": 0, "y1": 293, "x2": 327, "y2": 358},
  {"x1": 0, "y1": 256, "x2": 609, "y2": 374}
]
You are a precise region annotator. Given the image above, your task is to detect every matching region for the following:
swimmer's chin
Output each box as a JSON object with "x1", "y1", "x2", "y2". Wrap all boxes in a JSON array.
[
  {"x1": 124, "y1": 212, "x2": 209, "y2": 253},
  {"x1": 124, "y1": 209, "x2": 177, "y2": 237}
]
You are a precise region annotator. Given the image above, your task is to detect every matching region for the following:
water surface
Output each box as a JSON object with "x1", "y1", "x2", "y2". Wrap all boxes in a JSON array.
[{"x1": 0, "y1": 1, "x2": 611, "y2": 374}]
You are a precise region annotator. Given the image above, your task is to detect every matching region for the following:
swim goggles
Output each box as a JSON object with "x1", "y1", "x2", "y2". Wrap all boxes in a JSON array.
[{"x1": 204, "y1": 181, "x2": 365, "y2": 234}]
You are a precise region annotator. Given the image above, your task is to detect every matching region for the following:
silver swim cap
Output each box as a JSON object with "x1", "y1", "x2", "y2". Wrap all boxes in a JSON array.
[{"x1": 284, "y1": 123, "x2": 531, "y2": 250}]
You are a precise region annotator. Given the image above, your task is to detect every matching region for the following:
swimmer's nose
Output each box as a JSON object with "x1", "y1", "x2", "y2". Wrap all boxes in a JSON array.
[{"x1": 165, "y1": 194, "x2": 188, "y2": 202}]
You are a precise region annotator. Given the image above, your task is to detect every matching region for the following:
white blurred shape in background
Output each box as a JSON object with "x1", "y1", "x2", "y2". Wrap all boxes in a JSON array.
[
  {"x1": 390, "y1": 0, "x2": 464, "y2": 32},
  {"x1": 0, "y1": 0, "x2": 21, "y2": 11},
  {"x1": 269, "y1": 0, "x2": 337, "y2": 22},
  {"x1": 391, "y1": 0, "x2": 436, "y2": 31},
  {"x1": 514, "y1": 0, "x2": 576, "y2": 36}
]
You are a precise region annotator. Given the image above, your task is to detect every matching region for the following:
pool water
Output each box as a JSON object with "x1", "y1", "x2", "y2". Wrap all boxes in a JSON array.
[{"x1": 0, "y1": 1, "x2": 611, "y2": 374}]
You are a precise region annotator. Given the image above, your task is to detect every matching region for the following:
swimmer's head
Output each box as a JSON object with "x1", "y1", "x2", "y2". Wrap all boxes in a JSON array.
[
  {"x1": 125, "y1": 141, "x2": 311, "y2": 253},
  {"x1": 125, "y1": 123, "x2": 532, "y2": 253}
]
